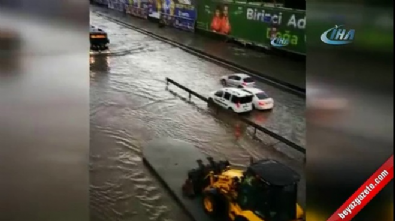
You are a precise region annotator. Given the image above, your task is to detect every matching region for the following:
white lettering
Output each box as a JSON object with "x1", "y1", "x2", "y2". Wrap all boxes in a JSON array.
[
  {"x1": 335, "y1": 29, "x2": 346, "y2": 40},
  {"x1": 297, "y1": 16, "x2": 306, "y2": 29},
  {"x1": 287, "y1": 15, "x2": 296, "y2": 28},
  {"x1": 286, "y1": 14, "x2": 306, "y2": 29},
  {"x1": 246, "y1": 8, "x2": 282, "y2": 25},
  {"x1": 272, "y1": 14, "x2": 278, "y2": 23},
  {"x1": 246, "y1": 8, "x2": 254, "y2": 20},
  {"x1": 339, "y1": 170, "x2": 387, "y2": 220},
  {"x1": 277, "y1": 12, "x2": 282, "y2": 24}
]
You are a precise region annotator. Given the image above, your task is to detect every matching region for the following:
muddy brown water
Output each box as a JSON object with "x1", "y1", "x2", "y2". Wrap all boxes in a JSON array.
[{"x1": 90, "y1": 12, "x2": 305, "y2": 221}]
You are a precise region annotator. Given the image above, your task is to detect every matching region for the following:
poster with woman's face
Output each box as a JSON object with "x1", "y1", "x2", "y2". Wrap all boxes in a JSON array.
[
  {"x1": 222, "y1": 5, "x2": 228, "y2": 17},
  {"x1": 210, "y1": 4, "x2": 231, "y2": 35}
]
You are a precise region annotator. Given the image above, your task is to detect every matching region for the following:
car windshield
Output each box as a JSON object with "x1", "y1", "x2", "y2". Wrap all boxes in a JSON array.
[
  {"x1": 240, "y1": 176, "x2": 297, "y2": 221},
  {"x1": 243, "y1": 77, "x2": 254, "y2": 83},
  {"x1": 266, "y1": 185, "x2": 297, "y2": 221},
  {"x1": 256, "y1": 92, "x2": 269, "y2": 100},
  {"x1": 233, "y1": 95, "x2": 253, "y2": 104},
  {"x1": 239, "y1": 176, "x2": 268, "y2": 219}
]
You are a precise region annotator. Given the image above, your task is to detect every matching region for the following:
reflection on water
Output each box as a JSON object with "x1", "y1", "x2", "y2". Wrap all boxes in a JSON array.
[
  {"x1": 0, "y1": 54, "x2": 20, "y2": 76},
  {"x1": 90, "y1": 55, "x2": 111, "y2": 72},
  {"x1": 1, "y1": 9, "x2": 89, "y2": 221}
]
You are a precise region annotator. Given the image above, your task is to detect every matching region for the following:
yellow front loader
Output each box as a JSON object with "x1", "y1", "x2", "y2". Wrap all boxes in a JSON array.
[{"x1": 182, "y1": 157, "x2": 304, "y2": 221}]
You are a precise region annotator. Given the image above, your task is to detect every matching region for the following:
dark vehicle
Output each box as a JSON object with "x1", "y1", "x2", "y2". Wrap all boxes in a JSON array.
[
  {"x1": 182, "y1": 158, "x2": 304, "y2": 221},
  {"x1": 1, "y1": 28, "x2": 22, "y2": 73},
  {"x1": 90, "y1": 25, "x2": 109, "y2": 51},
  {"x1": 0, "y1": 28, "x2": 21, "y2": 52}
]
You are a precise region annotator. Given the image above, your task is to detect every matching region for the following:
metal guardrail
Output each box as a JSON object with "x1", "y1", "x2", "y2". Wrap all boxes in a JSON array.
[
  {"x1": 166, "y1": 78, "x2": 208, "y2": 102},
  {"x1": 165, "y1": 77, "x2": 306, "y2": 154}
]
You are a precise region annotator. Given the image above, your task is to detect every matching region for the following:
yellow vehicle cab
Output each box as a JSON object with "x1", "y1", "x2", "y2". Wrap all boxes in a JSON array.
[{"x1": 182, "y1": 157, "x2": 304, "y2": 221}]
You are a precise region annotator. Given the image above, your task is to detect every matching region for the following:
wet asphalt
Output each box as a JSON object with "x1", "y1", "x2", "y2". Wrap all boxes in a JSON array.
[{"x1": 90, "y1": 11, "x2": 305, "y2": 221}]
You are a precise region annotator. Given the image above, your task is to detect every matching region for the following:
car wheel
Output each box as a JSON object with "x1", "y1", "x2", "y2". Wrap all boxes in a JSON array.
[
  {"x1": 234, "y1": 216, "x2": 249, "y2": 221},
  {"x1": 227, "y1": 107, "x2": 233, "y2": 112},
  {"x1": 237, "y1": 85, "x2": 243, "y2": 88},
  {"x1": 220, "y1": 79, "x2": 227, "y2": 86},
  {"x1": 202, "y1": 191, "x2": 227, "y2": 219}
]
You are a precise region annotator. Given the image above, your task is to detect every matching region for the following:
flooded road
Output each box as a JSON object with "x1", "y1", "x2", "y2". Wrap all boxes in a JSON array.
[{"x1": 90, "y1": 11, "x2": 305, "y2": 221}]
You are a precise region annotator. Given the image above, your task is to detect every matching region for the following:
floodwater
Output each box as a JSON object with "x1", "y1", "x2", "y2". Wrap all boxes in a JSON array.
[{"x1": 90, "y1": 11, "x2": 305, "y2": 221}]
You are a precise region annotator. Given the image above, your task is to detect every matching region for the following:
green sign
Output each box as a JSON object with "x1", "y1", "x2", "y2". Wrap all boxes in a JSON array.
[{"x1": 196, "y1": 0, "x2": 306, "y2": 55}]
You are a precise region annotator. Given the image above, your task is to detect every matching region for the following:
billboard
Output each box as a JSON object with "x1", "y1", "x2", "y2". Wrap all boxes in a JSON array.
[
  {"x1": 148, "y1": 0, "x2": 197, "y2": 31},
  {"x1": 126, "y1": 0, "x2": 149, "y2": 19},
  {"x1": 196, "y1": 1, "x2": 306, "y2": 54},
  {"x1": 93, "y1": 0, "x2": 109, "y2": 6},
  {"x1": 161, "y1": 3, "x2": 196, "y2": 31},
  {"x1": 107, "y1": 0, "x2": 126, "y2": 12}
]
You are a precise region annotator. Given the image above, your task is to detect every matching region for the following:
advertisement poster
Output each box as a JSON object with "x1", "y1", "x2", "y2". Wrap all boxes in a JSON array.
[
  {"x1": 107, "y1": 1, "x2": 115, "y2": 9},
  {"x1": 108, "y1": 0, "x2": 126, "y2": 12},
  {"x1": 161, "y1": 3, "x2": 196, "y2": 31},
  {"x1": 93, "y1": 0, "x2": 109, "y2": 6},
  {"x1": 148, "y1": 0, "x2": 197, "y2": 31},
  {"x1": 195, "y1": 0, "x2": 306, "y2": 54},
  {"x1": 126, "y1": 0, "x2": 149, "y2": 19},
  {"x1": 148, "y1": 0, "x2": 161, "y2": 19}
]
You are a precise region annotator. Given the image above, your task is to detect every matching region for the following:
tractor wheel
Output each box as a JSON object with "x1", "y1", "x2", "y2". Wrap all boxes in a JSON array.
[
  {"x1": 234, "y1": 215, "x2": 249, "y2": 221},
  {"x1": 202, "y1": 191, "x2": 226, "y2": 218},
  {"x1": 181, "y1": 179, "x2": 195, "y2": 198}
]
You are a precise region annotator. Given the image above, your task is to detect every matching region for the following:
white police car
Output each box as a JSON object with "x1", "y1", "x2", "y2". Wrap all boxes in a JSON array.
[
  {"x1": 208, "y1": 88, "x2": 254, "y2": 113},
  {"x1": 220, "y1": 73, "x2": 255, "y2": 88},
  {"x1": 241, "y1": 87, "x2": 274, "y2": 110}
]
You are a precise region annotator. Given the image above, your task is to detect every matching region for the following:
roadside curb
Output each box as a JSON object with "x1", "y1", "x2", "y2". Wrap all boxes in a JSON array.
[
  {"x1": 142, "y1": 138, "x2": 212, "y2": 221},
  {"x1": 93, "y1": 9, "x2": 305, "y2": 96}
]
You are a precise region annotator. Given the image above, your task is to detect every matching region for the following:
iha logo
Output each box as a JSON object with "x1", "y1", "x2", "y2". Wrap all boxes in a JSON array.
[
  {"x1": 270, "y1": 37, "x2": 289, "y2": 47},
  {"x1": 321, "y1": 25, "x2": 355, "y2": 45}
]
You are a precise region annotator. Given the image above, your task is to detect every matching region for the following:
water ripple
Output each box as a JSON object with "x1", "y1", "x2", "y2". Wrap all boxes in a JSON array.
[{"x1": 90, "y1": 11, "x2": 305, "y2": 221}]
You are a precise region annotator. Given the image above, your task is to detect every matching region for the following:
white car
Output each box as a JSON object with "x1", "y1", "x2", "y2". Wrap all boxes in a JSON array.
[
  {"x1": 208, "y1": 88, "x2": 254, "y2": 113},
  {"x1": 241, "y1": 87, "x2": 274, "y2": 110},
  {"x1": 220, "y1": 73, "x2": 255, "y2": 88}
]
